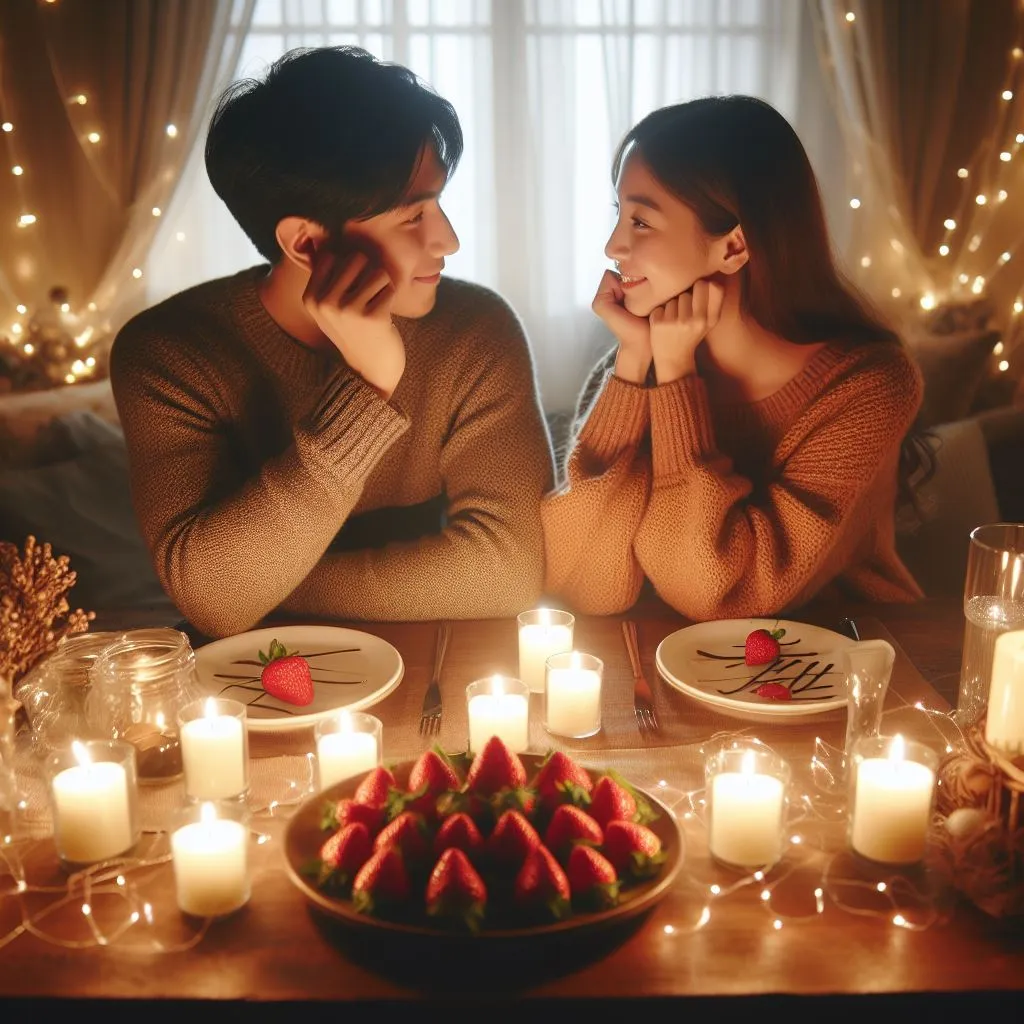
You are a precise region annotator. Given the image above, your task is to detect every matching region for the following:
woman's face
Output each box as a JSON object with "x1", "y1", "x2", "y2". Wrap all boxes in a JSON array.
[{"x1": 604, "y1": 153, "x2": 717, "y2": 317}]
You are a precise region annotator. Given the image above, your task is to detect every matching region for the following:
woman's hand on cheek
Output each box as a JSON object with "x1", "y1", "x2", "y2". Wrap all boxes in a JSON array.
[
  {"x1": 592, "y1": 269, "x2": 652, "y2": 384},
  {"x1": 649, "y1": 277, "x2": 725, "y2": 384}
]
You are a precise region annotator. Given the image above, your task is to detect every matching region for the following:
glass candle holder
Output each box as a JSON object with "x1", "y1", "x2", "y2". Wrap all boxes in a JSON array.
[
  {"x1": 466, "y1": 675, "x2": 530, "y2": 753},
  {"x1": 848, "y1": 733, "x2": 939, "y2": 866},
  {"x1": 705, "y1": 743, "x2": 791, "y2": 871},
  {"x1": 171, "y1": 801, "x2": 251, "y2": 918},
  {"x1": 178, "y1": 697, "x2": 249, "y2": 804},
  {"x1": 517, "y1": 608, "x2": 574, "y2": 693},
  {"x1": 46, "y1": 738, "x2": 140, "y2": 867},
  {"x1": 544, "y1": 651, "x2": 602, "y2": 738},
  {"x1": 87, "y1": 627, "x2": 202, "y2": 784},
  {"x1": 314, "y1": 711, "x2": 382, "y2": 791}
]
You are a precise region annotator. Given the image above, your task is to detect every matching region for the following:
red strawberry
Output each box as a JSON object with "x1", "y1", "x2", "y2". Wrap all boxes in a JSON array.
[
  {"x1": 434, "y1": 812, "x2": 484, "y2": 858},
  {"x1": 425, "y1": 847, "x2": 488, "y2": 933},
  {"x1": 755, "y1": 682, "x2": 792, "y2": 701},
  {"x1": 602, "y1": 820, "x2": 664, "y2": 879},
  {"x1": 486, "y1": 809, "x2": 541, "y2": 872},
  {"x1": 514, "y1": 845, "x2": 571, "y2": 920},
  {"x1": 354, "y1": 765, "x2": 396, "y2": 808},
  {"x1": 744, "y1": 627, "x2": 786, "y2": 666},
  {"x1": 351, "y1": 846, "x2": 411, "y2": 915},
  {"x1": 325, "y1": 797, "x2": 385, "y2": 835},
  {"x1": 465, "y1": 735, "x2": 527, "y2": 796},
  {"x1": 318, "y1": 822, "x2": 372, "y2": 890},
  {"x1": 530, "y1": 750, "x2": 593, "y2": 814},
  {"x1": 258, "y1": 639, "x2": 314, "y2": 706},
  {"x1": 544, "y1": 803, "x2": 603, "y2": 861},
  {"x1": 373, "y1": 810, "x2": 430, "y2": 866},
  {"x1": 566, "y1": 844, "x2": 620, "y2": 910},
  {"x1": 588, "y1": 774, "x2": 637, "y2": 829},
  {"x1": 391, "y1": 749, "x2": 461, "y2": 819}
]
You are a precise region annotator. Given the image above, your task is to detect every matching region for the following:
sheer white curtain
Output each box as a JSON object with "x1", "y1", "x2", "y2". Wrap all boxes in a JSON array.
[{"x1": 146, "y1": 0, "x2": 824, "y2": 413}]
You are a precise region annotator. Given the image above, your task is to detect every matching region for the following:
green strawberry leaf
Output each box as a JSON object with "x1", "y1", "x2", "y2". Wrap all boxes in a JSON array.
[
  {"x1": 770, "y1": 628, "x2": 787, "y2": 641},
  {"x1": 319, "y1": 801, "x2": 339, "y2": 832}
]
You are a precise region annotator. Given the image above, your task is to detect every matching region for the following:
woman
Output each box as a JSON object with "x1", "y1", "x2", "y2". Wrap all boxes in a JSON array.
[{"x1": 541, "y1": 95, "x2": 928, "y2": 620}]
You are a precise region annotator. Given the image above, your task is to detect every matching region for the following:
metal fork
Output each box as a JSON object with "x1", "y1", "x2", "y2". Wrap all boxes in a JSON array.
[
  {"x1": 622, "y1": 619, "x2": 660, "y2": 735},
  {"x1": 418, "y1": 621, "x2": 450, "y2": 736}
]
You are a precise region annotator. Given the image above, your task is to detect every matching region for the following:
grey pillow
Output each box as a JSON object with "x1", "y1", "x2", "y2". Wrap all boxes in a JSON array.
[{"x1": 0, "y1": 410, "x2": 176, "y2": 613}]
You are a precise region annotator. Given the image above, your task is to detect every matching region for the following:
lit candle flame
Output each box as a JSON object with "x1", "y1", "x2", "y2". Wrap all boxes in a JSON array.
[
  {"x1": 204, "y1": 697, "x2": 218, "y2": 718},
  {"x1": 199, "y1": 802, "x2": 218, "y2": 825},
  {"x1": 741, "y1": 749, "x2": 756, "y2": 775},
  {"x1": 889, "y1": 734, "x2": 905, "y2": 763},
  {"x1": 570, "y1": 650, "x2": 581, "y2": 670},
  {"x1": 71, "y1": 740, "x2": 91, "y2": 766},
  {"x1": 491, "y1": 674, "x2": 504, "y2": 697}
]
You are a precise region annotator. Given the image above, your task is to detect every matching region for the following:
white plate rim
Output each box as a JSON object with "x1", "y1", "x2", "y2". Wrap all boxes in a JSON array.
[
  {"x1": 193, "y1": 625, "x2": 404, "y2": 732},
  {"x1": 655, "y1": 618, "x2": 853, "y2": 720}
]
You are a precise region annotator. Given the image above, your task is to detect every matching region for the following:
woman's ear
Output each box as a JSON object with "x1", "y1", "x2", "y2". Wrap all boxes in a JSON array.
[
  {"x1": 715, "y1": 225, "x2": 750, "y2": 276},
  {"x1": 276, "y1": 216, "x2": 328, "y2": 270}
]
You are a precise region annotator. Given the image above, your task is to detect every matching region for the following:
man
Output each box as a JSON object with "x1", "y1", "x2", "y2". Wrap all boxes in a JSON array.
[{"x1": 111, "y1": 46, "x2": 553, "y2": 638}]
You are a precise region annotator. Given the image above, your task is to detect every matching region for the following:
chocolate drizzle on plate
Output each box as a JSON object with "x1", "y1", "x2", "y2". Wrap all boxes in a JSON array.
[{"x1": 694, "y1": 637, "x2": 838, "y2": 702}]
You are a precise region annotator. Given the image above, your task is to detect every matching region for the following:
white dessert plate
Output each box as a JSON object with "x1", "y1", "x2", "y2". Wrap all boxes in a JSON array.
[
  {"x1": 193, "y1": 625, "x2": 404, "y2": 732},
  {"x1": 655, "y1": 618, "x2": 854, "y2": 720}
]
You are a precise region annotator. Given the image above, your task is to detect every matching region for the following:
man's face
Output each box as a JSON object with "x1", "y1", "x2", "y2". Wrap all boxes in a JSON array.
[{"x1": 342, "y1": 146, "x2": 460, "y2": 318}]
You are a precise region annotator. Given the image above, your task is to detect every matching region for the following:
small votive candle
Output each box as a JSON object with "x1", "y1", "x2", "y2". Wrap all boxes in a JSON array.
[
  {"x1": 178, "y1": 697, "x2": 249, "y2": 803},
  {"x1": 47, "y1": 739, "x2": 139, "y2": 866},
  {"x1": 517, "y1": 608, "x2": 574, "y2": 693},
  {"x1": 849, "y1": 734, "x2": 938, "y2": 865},
  {"x1": 706, "y1": 744, "x2": 790, "y2": 870},
  {"x1": 315, "y1": 711, "x2": 382, "y2": 791},
  {"x1": 171, "y1": 802, "x2": 250, "y2": 917},
  {"x1": 985, "y1": 629, "x2": 1024, "y2": 755},
  {"x1": 544, "y1": 651, "x2": 602, "y2": 738},
  {"x1": 467, "y1": 675, "x2": 530, "y2": 753}
]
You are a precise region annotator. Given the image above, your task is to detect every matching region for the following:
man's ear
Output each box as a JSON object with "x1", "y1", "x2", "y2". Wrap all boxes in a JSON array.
[
  {"x1": 715, "y1": 225, "x2": 750, "y2": 276},
  {"x1": 276, "y1": 216, "x2": 328, "y2": 270}
]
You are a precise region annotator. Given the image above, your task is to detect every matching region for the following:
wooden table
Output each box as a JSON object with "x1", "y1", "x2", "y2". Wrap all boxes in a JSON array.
[{"x1": 3, "y1": 597, "x2": 1022, "y2": 1015}]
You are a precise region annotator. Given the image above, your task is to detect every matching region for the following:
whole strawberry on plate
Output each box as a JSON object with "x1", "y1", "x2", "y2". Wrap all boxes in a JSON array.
[
  {"x1": 258, "y1": 638, "x2": 314, "y2": 706},
  {"x1": 743, "y1": 626, "x2": 786, "y2": 667}
]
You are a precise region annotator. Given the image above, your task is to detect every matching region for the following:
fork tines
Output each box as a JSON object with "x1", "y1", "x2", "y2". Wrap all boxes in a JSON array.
[{"x1": 622, "y1": 619, "x2": 660, "y2": 736}]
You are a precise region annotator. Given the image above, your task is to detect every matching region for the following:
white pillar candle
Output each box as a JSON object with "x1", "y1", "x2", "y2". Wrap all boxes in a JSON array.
[
  {"x1": 545, "y1": 652, "x2": 602, "y2": 737},
  {"x1": 180, "y1": 699, "x2": 247, "y2": 800},
  {"x1": 851, "y1": 734, "x2": 935, "y2": 864},
  {"x1": 985, "y1": 629, "x2": 1024, "y2": 755},
  {"x1": 709, "y1": 750, "x2": 786, "y2": 869},
  {"x1": 51, "y1": 742, "x2": 134, "y2": 864},
  {"x1": 171, "y1": 803, "x2": 250, "y2": 917},
  {"x1": 468, "y1": 676, "x2": 530, "y2": 753},
  {"x1": 518, "y1": 609, "x2": 573, "y2": 693},
  {"x1": 317, "y1": 721, "x2": 380, "y2": 790}
]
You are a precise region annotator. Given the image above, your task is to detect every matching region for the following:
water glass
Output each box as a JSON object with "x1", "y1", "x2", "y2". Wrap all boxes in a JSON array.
[
  {"x1": 957, "y1": 523, "x2": 1024, "y2": 727},
  {"x1": 841, "y1": 639, "x2": 895, "y2": 769}
]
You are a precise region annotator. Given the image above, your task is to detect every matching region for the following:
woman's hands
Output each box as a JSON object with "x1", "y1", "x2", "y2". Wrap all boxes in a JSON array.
[
  {"x1": 649, "y1": 277, "x2": 725, "y2": 384},
  {"x1": 592, "y1": 270, "x2": 652, "y2": 384}
]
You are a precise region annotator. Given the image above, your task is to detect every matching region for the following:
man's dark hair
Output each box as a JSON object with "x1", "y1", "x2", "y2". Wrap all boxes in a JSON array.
[{"x1": 205, "y1": 46, "x2": 463, "y2": 261}]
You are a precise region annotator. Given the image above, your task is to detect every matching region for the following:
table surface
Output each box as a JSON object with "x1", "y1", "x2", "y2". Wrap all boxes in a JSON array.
[{"x1": 3, "y1": 595, "x2": 1022, "y2": 1013}]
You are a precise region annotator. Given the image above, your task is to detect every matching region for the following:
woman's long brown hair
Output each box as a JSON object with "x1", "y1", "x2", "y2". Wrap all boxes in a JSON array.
[{"x1": 612, "y1": 95, "x2": 934, "y2": 503}]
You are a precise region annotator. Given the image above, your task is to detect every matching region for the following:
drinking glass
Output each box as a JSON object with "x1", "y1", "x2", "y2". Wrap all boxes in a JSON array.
[
  {"x1": 957, "y1": 523, "x2": 1024, "y2": 727},
  {"x1": 841, "y1": 640, "x2": 895, "y2": 766}
]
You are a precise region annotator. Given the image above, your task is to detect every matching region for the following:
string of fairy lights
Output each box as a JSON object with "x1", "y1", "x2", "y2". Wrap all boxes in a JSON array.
[
  {"x1": 841, "y1": 4, "x2": 1024, "y2": 375},
  {"x1": 0, "y1": 0, "x2": 188, "y2": 393}
]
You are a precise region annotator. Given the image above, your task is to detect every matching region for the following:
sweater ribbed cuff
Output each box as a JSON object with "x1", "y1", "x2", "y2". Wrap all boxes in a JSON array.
[
  {"x1": 649, "y1": 375, "x2": 718, "y2": 478},
  {"x1": 296, "y1": 371, "x2": 409, "y2": 483},
  {"x1": 578, "y1": 373, "x2": 649, "y2": 463}
]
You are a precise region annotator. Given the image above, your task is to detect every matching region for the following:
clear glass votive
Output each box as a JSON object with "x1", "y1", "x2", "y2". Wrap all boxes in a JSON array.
[
  {"x1": 314, "y1": 711, "x2": 382, "y2": 791},
  {"x1": 517, "y1": 608, "x2": 574, "y2": 693},
  {"x1": 544, "y1": 651, "x2": 603, "y2": 738},
  {"x1": 848, "y1": 733, "x2": 939, "y2": 866},
  {"x1": 466, "y1": 675, "x2": 530, "y2": 754},
  {"x1": 178, "y1": 697, "x2": 249, "y2": 804},
  {"x1": 171, "y1": 801, "x2": 251, "y2": 918},
  {"x1": 705, "y1": 742, "x2": 791, "y2": 871},
  {"x1": 46, "y1": 738, "x2": 140, "y2": 867}
]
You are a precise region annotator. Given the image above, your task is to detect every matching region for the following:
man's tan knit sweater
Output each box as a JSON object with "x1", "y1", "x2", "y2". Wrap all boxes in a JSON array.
[
  {"x1": 111, "y1": 267, "x2": 554, "y2": 638},
  {"x1": 541, "y1": 341, "x2": 924, "y2": 619}
]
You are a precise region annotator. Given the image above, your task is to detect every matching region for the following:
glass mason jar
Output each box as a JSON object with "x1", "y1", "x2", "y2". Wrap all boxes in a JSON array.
[
  {"x1": 87, "y1": 628, "x2": 202, "y2": 785},
  {"x1": 16, "y1": 631, "x2": 126, "y2": 755}
]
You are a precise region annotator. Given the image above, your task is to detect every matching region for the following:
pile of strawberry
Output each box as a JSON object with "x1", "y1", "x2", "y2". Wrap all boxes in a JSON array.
[{"x1": 307, "y1": 736, "x2": 666, "y2": 934}]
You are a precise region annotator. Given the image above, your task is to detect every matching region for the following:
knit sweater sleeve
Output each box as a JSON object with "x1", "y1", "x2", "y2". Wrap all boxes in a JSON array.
[
  {"x1": 279, "y1": 296, "x2": 554, "y2": 621},
  {"x1": 540, "y1": 357, "x2": 651, "y2": 614},
  {"x1": 110, "y1": 317, "x2": 408, "y2": 638},
  {"x1": 635, "y1": 346, "x2": 923, "y2": 620}
]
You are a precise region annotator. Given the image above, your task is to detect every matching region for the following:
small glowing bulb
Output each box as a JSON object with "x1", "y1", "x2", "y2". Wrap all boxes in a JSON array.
[
  {"x1": 1001, "y1": 151, "x2": 1012, "y2": 161},
  {"x1": 849, "y1": 197, "x2": 861, "y2": 209},
  {"x1": 957, "y1": 167, "x2": 969, "y2": 178},
  {"x1": 86, "y1": 131, "x2": 101, "y2": 144},
  {"x1": 1017, "y1": 133, "x2": 1024, "y2": 144},
  {"x1": 15, "y1": 304, "x2": 26, "y2": 315},
  {"x1": 17, "y1": 213, "x2": 37, "y2": 227},
  {"x1": 151, "y1": 206, "x2": 162, "y2": 217},
  {"x1": 1001, "y1": 251, "x2": 1012, "y2": 264},
  {"x1": 789, "y1": 834, "x2": 802, "y2": 845},
  {"x1": 71, "y1": 359, "x2": 85, "y2": 374},
  {"x1": 938, "y1": 244, "x2": 949, "y2": 256},
  {"x1": 753, "y1": 870, "x2": 765, "y2": 882},
  {"x1": 166, "y1": 123, "x2": 178, "y2": 137},
  {"x1": 663, "y1": 924, "x2": 675, "y2": 935},
  {"x1": 845, "y1": 11, "x2": 855, "y2": 22},
  {"x1": 86, "y1": 356, "x2": 96, "y2": 367},
  {"x1": 760, "y1": 889, "x2": 771, "y2": 901},
  {"x1": 1014, "y1": 47, "x2": 1023, "y2": 58},
  {"x1": 860, "y1": 255, "x2": 871, "y2": 268},
  {"x1": 999, "y1": 189, "x2": 1009, "y2": 202},
  {"x1": 11, "y1": 165, "x2": 22, "y2": 176},
  {"x1": 996, "y1": 341, "x2": 1007, "y2": 355},
  {"x1": 60, "y1": 302, "x2": 70, "y2": 313},
  {"x1": 709, "y1": 884, "x2": 721, "y2": 896},
  {"x1": 893, "y1": 913, "x2": 907, "y2": 927},
  {"x1": 877, "y1": 882, "x2": 888, "y2": 893},
  {"x1": 891, "y1": 287, "x2": 901, "y2": 298},
  {"x1": 959, "y1": 272, "x2": 970, "y2": 284},
  {"x1": 1013, "y1": 301, "x2": 1023, "y2": 314},
  {"x1": 773, "y1": 919, "x2": 783, "y2": 930},
  {"x1": 976, "y1": 194, "x2": 987, "y2": 205},
  {"x1": 1, "y1": 122, "x2": 12, "y2": 132},
  {"x1": 11, "y1": 323, "x2": 22, "y2": 335},
  {"x1": 972, "y1": 276, "x2": 986, "y2": 295},
  {"x1": 920, "y1": 293, "x2": 937, "y2": 310},
  {"x1": 87, "y1": 301, "x2": 97, "y2": 311},
  {"x1": 1003, "y1": 90, "x2": 1013, "y2": 101},
  {"x1": 943, "y1": 218, "x2": 956, "y2": 230},
  {"x1": 23, "y1": 343, "x2": 34, "y2": 355},
  {"x1": 132, "y1": 267, "x2": 143, "y2": 279},
  {"x1": 999, "y1": 359, "x2": 1010, "y2": 372},
  {"x1": 72, "y1": 93, "x2": 87, "y2": 105},
  {"x1": 968, "y1": 234, "x2": 982, "y2": 252},
  {"x1": 65, "y1": 373, "x2": 76, "y2": 384},
  {"x1": 82, "y1": 903, "x2": 92, "y2": 916}
]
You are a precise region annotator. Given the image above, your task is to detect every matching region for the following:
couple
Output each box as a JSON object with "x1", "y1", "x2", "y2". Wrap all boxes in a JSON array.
[{"x1": 111, "y1": 46, "x2": 926, "y2": 640}]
